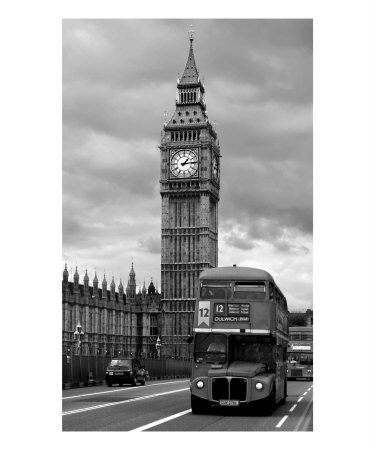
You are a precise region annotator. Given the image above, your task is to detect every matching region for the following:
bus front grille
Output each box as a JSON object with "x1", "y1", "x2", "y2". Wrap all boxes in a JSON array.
[
  {"x1": 212, "y1": 377, "x2": 247, "y2": 402},
  {"x1": 291, "y1": 369, "x2": 303, "y2": 377},
  {"x1": 230, "y1": 378, "x2": 247, "y2": 401},
  {"x1": 212, "y1": 378, "x2": 229, "y2": 400}
]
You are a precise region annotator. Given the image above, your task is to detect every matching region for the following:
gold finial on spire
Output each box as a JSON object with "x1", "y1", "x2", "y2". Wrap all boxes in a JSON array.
[{"x1": 188, "y1": 24, "x2": 195, "y2": 42}]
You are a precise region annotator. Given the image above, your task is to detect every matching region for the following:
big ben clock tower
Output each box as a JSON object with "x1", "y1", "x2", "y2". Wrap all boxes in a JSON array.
[{"x1": 159, "y1": 27, "x2": 221, "y2": 357}]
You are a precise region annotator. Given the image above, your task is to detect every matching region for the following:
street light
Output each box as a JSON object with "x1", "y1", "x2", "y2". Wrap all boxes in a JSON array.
[
  {"x1": 67, "y1": 321, "x2": 84, "y2": 387},
  {"x1": 74, "y1": 321, "x2": 84, "y2": 348},
  {"x1": 156, "y1": 336, "x2": 161, "y2": 359},
  {"x1": 74, "y1": 321, "x2": 84, "y2": 385}
]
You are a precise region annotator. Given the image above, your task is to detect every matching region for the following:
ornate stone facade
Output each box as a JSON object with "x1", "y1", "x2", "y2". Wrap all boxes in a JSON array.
[{"x1": 62, "y1": 263, "x2": 164, "y2": 358}]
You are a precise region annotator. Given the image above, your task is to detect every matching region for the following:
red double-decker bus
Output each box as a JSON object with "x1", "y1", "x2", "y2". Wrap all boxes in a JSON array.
[
  {"x1": 287, "y1": 326, "x2": 313, "y2": 380},
  {"x1": 189, "y1": 266, "x2": 289, "y2": 415}
]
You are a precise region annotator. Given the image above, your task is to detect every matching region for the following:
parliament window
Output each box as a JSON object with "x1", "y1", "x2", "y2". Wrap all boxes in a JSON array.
[{"x1": 150, "y1": 314, "x2": 158, "y2": 336}]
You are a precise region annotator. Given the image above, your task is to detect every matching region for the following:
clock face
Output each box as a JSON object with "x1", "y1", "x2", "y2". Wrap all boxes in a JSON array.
[
  {"x1": 170, "y1": 149, "x2": 198, "y2": 178},
  {"x1": 212, "y1": 154, "x2": 219, "y2": 182}
]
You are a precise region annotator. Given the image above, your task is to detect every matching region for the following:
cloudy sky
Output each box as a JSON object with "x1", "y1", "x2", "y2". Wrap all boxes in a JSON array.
[{"x1": 63, "y1": 19, "x2": 313, "y2": 311}]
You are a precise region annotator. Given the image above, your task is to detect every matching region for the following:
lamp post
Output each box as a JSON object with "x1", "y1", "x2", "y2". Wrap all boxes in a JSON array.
[
  {"x1": 156, "y1": 336, "x2": 161, "y2": 359},
  {"x1": 96, "y1": 347, "x2": 100, "y2": 383},
  {"x1": 74, "y1": 321, "x2": 84, "y2": 386},
  {"x1": 68, "y1": 342, "x2": 76, "y2": 387}
]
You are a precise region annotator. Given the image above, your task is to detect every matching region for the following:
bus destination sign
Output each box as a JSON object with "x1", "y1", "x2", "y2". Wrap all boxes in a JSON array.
[
  {"x1": 213, "y1": 303, "x2": 250, "y2": 323},
  {"x1": 291, "y1": 344, "x2": 311, "y2": 351}
]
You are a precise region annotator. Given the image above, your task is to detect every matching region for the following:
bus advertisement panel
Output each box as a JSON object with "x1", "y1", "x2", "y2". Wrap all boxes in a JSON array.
[
  {"x1": 287, "y1": 326, "x2": 313, "y2": 380},
  {"x1": 189, "y1": 266, "x2": 289, "y2": 415}
]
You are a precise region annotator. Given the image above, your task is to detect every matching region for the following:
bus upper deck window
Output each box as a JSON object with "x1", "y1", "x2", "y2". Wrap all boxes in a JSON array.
[
  {"x1": 200, "y1": 284, "x2": 230, "y2": 299},
  {"x1": 234, "y1": 283, "x2": 266, "y2": 300}
]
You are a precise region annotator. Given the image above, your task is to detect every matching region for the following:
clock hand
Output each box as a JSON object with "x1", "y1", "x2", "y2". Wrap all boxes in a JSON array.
[{"x1": 181, "y1": 158, "x2": 189, "y2": 166}]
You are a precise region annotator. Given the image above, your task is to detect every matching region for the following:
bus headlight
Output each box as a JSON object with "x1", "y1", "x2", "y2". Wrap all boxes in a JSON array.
[
  {"x1": 196, "y1": 380, "x2": 205, "y2": 389},
  {"x1": 307, "y1": 369, "x2": 312, "y2": 373},
  {"x1": 255, "y1": 382, "x2": 263, "y2": 390}
]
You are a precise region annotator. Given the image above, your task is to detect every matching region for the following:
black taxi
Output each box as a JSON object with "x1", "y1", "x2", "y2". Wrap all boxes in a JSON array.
[{"x1": 105, "y1": 358, "x2": 146, "y2": 387}]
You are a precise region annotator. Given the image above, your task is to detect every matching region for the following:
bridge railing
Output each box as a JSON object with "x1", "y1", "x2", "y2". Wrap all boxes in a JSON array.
[{"x1": 62, "y1": 355, "x2": 192, "y2": 389}]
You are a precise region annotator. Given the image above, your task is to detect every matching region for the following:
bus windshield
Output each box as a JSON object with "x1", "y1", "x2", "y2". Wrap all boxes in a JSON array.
[
  {"x1": 194, "y1": 333, "x2": 277, "y2": 367},
  {"x1": 194, "y1": 333, "x2": 227, "y2": 363},
  {"x1": 228, "y1": 335, "x2": 274, "y2": 367},
  {"x1": 287, "y1": 353, "x2": 313, "y2": 365}
]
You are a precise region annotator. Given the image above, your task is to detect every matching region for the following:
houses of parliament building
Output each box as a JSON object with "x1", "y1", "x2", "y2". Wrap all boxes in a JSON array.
[
  {"x1": 62, "y1": 263, "x2": 194, "y2": 358},
  {"x1": 62, "y1": 28, "x2": 220, "y2": 359}
]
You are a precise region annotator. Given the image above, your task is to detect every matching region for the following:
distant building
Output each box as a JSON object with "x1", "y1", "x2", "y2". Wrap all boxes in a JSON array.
[
  {"x1": 288, "y1": 309, "x2": 313, "y2": 328},
  {"x1": 62, "y1": 263, "x2": 170, "y2": 358}
]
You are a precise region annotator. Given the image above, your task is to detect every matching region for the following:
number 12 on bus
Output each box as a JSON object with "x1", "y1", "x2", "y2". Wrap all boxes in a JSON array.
[{"x1": 189, "y1": 266, "x2": 289, "y2": 415}]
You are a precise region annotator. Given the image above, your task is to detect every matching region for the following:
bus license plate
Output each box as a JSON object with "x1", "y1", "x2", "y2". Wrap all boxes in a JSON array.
[{"x1": 219, "y1": 399, "x2": 239, "y2": 406}]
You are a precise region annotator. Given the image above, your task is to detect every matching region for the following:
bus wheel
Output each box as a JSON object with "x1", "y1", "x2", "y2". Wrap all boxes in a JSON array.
[
  {"x1": 263, "y1": 386, "x2": 276, "y2": 416},
  {"x1": 191, "y1": 394, "x2": 208, "y2": 414}
]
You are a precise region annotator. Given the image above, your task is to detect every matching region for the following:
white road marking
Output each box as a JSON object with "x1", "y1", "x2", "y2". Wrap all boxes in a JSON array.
[
  {"x1": 62, "y1": 387, "x2": 189, "y2": 416},
  {"x1": 297, "y1": 396, "x2": 303, "y2": 402},
  {"x1": 129, "y1": 409, "x2": 192, "y2": 432},
  {"x1": 289, "y1": 404, "x2": 297, "y2": 412},
  {"x1": 293, "y1": 392, "x2": 314, "y2": 431},
  {"x1": 276, "y1": 415, "x2": 289, "y2": 428},
  {"x1": 303, "y1": 391, "x2": 308, "y2": 395},
  {"x1": 62, "y1": 380, "x2": 188, "y2": 400}
]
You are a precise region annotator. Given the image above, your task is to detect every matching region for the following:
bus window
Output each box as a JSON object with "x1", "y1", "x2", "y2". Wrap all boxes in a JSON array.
[
  {"x1": 200, "y1": 284, "x2": 231, "y2": 300},
  {"x1": 233, "y1": 282, "x2": 266, "y2": 300},
  {"x1": 301, "y1": 333, "x2": 313, "y2": 341},
  {"x1": 288, "y1": 354, "x2": 300, "y2": 363},
  {"x1": 228, "y1": 335, "x2": 274, "y2": 368},
  {"x1": 269, "y1": 283, "x2": 275, "y2": 300},
  {"x1": 194, "y1": 333, "x2": 226, "y2": 363}
]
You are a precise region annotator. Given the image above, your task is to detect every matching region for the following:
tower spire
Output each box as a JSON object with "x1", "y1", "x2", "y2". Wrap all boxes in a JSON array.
[
  {"x1": 188, "y1": 24, "x2": 195, "y2": 43},
  {"x1": 179, "y1": 25, "x2": 199, "y2": 86}
]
